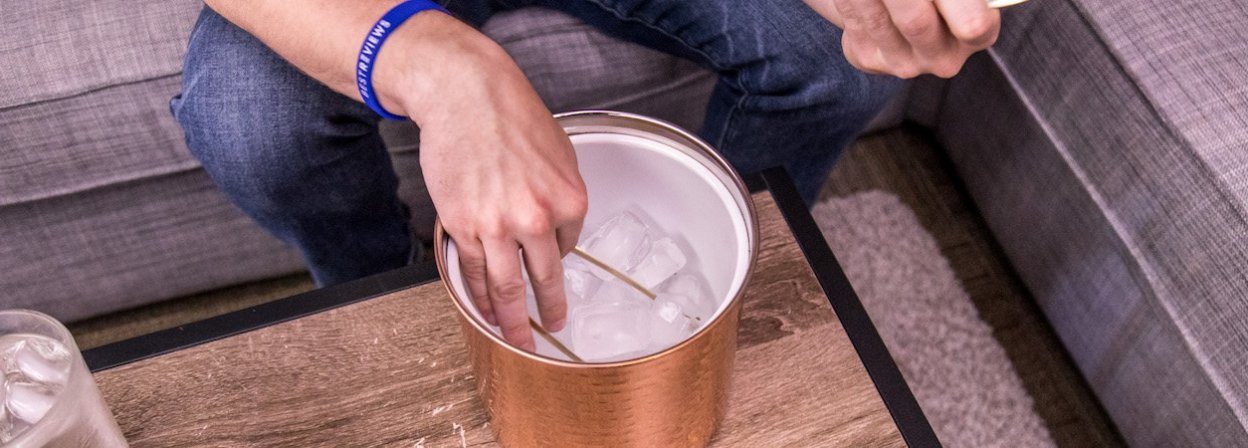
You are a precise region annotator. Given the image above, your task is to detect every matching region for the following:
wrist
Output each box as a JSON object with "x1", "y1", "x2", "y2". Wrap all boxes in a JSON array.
[{"x1": 370, "y1": 12, "x2": 510, "y2": 124}]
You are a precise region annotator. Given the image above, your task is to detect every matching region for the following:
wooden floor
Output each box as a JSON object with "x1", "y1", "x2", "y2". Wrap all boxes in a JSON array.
[
  {"x1": 822, "y1": 126, "x2": 1124, "y2": 447},
  {"x1": 71, "y1": 125, "x2": 1122, "y2": 446}
]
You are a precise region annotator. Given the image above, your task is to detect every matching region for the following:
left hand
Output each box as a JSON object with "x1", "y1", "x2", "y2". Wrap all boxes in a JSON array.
[{"x1": 805, "y1": 0, "x2": 1000, "y2": 78}]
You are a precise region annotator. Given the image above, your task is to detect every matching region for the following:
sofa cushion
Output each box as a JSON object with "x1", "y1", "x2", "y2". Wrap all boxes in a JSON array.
[
  {"x1": 0, "y1": 76, "x2": 198, "y2": 206},
  {"x1": 0, "y1": 1, "x2": 200, "y2": 207},
  {"x1": 0, "y1": 169, "x2": 305, "y2": 323},
  {"x1": 0, "y1": 0, "x2": 199, "y2": 109},
  {"x1": 931, "y1": 0, "x2": 1248, "y2": 445}
]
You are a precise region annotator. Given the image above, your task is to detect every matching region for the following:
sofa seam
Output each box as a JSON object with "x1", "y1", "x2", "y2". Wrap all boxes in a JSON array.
[
  {"x1": 0, "y1": 72, "x2": 183, "y2": 113},
  {"x1": 0, "y1": 161, "x2": 204, "y2": 208}
]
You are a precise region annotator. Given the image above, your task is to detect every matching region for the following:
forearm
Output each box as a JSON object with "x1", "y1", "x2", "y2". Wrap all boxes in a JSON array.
[
  {"x1": 208, "y1": 0, "x2": 591, "y2": 352},
  {"x1": 204, "y1": 0, "x2": 503, "y2": 122}
]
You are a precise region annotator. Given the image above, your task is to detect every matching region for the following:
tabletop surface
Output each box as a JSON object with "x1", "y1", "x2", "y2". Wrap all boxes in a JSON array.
[{"x1": 90, "y1": 171, "x2": 936, "y2": 447}]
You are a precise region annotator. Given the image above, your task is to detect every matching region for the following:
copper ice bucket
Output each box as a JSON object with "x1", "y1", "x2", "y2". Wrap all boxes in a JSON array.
[{"x1": 434, "y1": 111, "x2": 758, "y2": 447}]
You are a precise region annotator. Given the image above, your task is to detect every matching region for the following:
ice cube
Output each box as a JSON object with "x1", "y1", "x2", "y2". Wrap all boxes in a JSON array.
[
  {"x1": 14, "y1": 341, "x2": 70, "y2": 385},
  {"x1": 6, "y1": 382, "x2": 55, "y2": 424},
  {"x1": 562, "y1": 258, "x2": 603, "y2": 301},
  {"x1": 630, "y1": 238, "x2": 687, "y2": 288},
  {"x1": 21, "y1": 337, "x2": 70, "y2": 363},
  {"x1": 592, "y1": 279, "x2": 650, "y2": 305},
  {"x1": 570, "y1": 300, "x2": 651, "y2": 361},
  {"x1": 582, "y1": 212, "x2": 651, "y2": 279},
  {"x1": 660, "y1": 274, "x2": 718, "y2": 322},
  {"x1": 0, "y1": 340, "x2": 21, "y2": 374},
  {"x1": 649, "y1": 297, "x2": 697, "y2": 350}
]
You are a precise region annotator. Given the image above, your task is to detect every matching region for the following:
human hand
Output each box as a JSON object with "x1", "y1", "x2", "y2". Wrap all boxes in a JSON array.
[
  {"x1": 805, "y1": 0, "x2": 1001, "y2": 78},
  {"x1": 376, "y1": 17, "x2": 588, "y2": 351}
]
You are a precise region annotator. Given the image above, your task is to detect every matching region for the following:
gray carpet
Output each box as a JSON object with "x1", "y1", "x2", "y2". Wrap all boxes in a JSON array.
[{"x1": 813, "y1": 190, "x2": 1055, "y2": 447}]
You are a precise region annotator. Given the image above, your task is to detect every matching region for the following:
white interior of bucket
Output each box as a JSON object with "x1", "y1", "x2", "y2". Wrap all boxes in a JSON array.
[{"x1": 443, "y1": 131, "x2": 751, "y2": 362}]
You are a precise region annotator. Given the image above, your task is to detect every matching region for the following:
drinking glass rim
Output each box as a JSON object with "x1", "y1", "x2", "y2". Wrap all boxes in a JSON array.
[{"x1": 0, "y1": 309, "x2": 76, "y2": 348}]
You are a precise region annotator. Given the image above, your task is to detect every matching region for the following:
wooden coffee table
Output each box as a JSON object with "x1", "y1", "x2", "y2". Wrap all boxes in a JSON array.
[{"x1": 85, "y1": 169, "x2": 939, "y2": 447}]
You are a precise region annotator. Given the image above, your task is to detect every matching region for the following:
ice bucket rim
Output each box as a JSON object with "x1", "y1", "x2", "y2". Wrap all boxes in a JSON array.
[{"x1": 434, "y1": 110, "x2": 759, "y2": 368}]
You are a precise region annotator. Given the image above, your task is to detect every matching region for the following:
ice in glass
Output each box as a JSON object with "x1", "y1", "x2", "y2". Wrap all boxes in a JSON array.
[{"x1": 0, "y1": 311, "x2": 127, "y2": 447}]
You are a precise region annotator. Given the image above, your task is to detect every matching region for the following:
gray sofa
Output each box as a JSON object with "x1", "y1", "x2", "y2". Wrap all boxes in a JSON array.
[
  {"x1": 918, "y1": 0, "x2": 1248, "y2": 445},
  {"x1": 2, "y1": 0, "x2": 1245, "y2": 446}
]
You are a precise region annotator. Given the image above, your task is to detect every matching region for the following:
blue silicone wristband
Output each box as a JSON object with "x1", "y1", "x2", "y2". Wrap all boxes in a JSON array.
[{"x1": 356, "y1": 0, "x2": 447, "y2": 120}]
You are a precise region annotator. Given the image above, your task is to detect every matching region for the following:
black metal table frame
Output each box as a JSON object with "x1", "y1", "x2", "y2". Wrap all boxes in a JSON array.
[{"x1": 85, "y1": 168, "x2": 941, "y2": 448}]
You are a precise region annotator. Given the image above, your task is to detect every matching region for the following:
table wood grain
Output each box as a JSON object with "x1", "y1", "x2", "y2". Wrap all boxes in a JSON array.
[{"x1": 94, "y1": 192, "x2": 905, "y2": 447}]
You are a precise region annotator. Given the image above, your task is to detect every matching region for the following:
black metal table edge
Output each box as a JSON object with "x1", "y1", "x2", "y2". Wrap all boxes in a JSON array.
[
  {"x1": 760, "y1": 168, "x2": 941, "y2": 448},
  {"x1": 84, "y1": 262, "x2": 441, "y2": 371},
  {"x1": 86, "y1": 168, "x2": 939, "y2": 447}
]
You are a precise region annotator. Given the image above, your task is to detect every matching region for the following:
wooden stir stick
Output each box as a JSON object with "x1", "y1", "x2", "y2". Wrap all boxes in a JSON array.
[
  {"x1": 572, "y1": 247, "x2": 701, "y2": 323},
  {"x1": 527, "y1": 246, "x2": 691, "y2": 362},
  {"x1": 570, "y1": 247, "x2": 657, "y2": 299},
  {"x1": 530, "y1": 319, "x2": 582, "y2": 362}
]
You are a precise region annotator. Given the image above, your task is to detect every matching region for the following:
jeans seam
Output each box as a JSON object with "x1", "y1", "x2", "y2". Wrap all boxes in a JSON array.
[
  {"x1": 718, "y1": 84, "x2": 749, "y2": 155},
  {"x1": 577, "y1": 0, "x2": 751, "y2": 150}
]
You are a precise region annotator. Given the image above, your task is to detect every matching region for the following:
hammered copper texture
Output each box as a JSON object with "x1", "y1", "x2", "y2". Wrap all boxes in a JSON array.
[
  {"x1": 92, "y1": 193, "x2": 905, "y2": 447},
  {"x1": 458, "y1": 303, "x2": 738, "y2": 447}
]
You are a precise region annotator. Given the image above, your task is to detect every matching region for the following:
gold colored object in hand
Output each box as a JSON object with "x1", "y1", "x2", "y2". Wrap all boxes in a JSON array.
[
  {"x1": 571, "y1": 247, "x2": 657, "y2": 299},
  {"x1": 530, "y1": 319, "x2": 582, "y2": 362},
  {"x1": 987, "y1": 0, "x2": 1029, "y2": 8}
]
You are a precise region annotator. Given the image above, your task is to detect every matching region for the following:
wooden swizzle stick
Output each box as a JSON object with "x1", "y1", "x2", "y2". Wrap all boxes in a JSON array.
[
  {"x1": 572, "y1": 247, "x2": 700, "y2": 322},
  {"x1": 530, "y1": 319, "x2": 582, "y2": 362},
  {"x1": 571, "y1": 247, "x2": 656, "y2": 299},
  {"x1": 528, "y1": 246, "x2": 705, "y2": 362}
]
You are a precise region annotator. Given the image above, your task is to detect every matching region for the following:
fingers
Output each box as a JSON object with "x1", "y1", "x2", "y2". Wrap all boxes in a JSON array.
[
  {"x1": 456, "y1": 237, "x2": 496, "y2": 326},
  {"x1": 555, "y1": 220, "x2": 583, "y2": 256},
  {"x1": 554, "y1": 180, "x2": 588, "y2": 256},
  {"x1": 838, "y1": 0, "x2": 911, "y2": 75},
  {"x1": 934, "y1": 0, "x2": 1000, "y2": 48},
  {"x1": 453, "y1": 211, "x2": 579, "y2": 352},
  {"x1": 881, "y1": 0, "x2": 951, "y2": 64},
  {"x1": 481, "y1": 238, "x2": 536, "y2": 351},
  {"x1": 833, "y1": 0, "x2": 1000, "y2": 78},
  {"x1": 519, "y1": 234, "x2": 568, "y2": 332}
]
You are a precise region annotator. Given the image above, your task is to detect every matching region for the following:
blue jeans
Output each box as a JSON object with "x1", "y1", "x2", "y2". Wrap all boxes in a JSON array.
[{"x1": 173, "y1": 1, "x2": 899, "y2": 286}]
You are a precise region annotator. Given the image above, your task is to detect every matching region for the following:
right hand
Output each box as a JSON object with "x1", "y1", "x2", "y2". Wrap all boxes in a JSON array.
[
  {"x1": 375, "y1": 14, "x2": 588, "y2": 352},
  {"x1": 805, "y1": 0, "x2": 1000, "y2": 78}
]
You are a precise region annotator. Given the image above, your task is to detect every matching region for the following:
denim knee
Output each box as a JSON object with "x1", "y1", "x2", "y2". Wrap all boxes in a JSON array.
[
  {"x1": 742, "y1": 47, "x2": 898, "y2": 124},
  {"x1": 172, "y1": 10, "x2": 384, "y2": 208},
  {"x1": 710, "y1": 6, "x2": 900, "y2": 122}
]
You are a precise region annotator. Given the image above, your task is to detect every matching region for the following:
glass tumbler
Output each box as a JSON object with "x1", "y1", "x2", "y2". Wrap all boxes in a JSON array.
[{"x1": 0, "y1": 310, "x2": 127, "y2": 447}]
